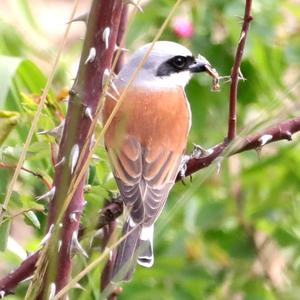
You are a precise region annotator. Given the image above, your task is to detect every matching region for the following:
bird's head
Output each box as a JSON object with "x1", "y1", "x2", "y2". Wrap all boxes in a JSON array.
[{"x1": 116, "y1": 41, "x2": 217, "y2": 89}]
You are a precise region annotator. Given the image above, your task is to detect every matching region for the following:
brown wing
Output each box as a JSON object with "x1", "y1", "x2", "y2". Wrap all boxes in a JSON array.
[{"x1": 103, "y1": 87, "x2": 190, "y2": 226}]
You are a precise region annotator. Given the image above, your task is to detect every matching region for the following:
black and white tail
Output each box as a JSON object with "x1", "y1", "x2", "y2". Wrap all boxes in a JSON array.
[{"x1": 112, "y1": 219, "x2": 154, "y2": 281}]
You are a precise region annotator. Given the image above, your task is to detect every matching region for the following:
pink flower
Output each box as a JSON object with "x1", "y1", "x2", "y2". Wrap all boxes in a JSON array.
[{"x1": 173, "y1": 17, "x2": 194, "y2": 38}]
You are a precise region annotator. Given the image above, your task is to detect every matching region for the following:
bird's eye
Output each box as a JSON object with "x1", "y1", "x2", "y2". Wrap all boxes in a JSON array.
[{"x1": 171, "y1": 56, "x2": 187, "y2": 69}]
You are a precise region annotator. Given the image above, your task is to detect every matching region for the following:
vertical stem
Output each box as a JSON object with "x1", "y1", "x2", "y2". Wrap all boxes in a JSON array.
[
  {"x1": 38, "y1": 1, "x2": 124, "y2": 299},
  {"x1": 227, "y1": 0, "x2": 253, "y2": 140}
]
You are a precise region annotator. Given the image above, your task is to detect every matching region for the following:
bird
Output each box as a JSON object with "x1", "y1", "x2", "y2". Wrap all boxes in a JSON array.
[{"x1": 103, "y1": 41, "x2": 213, "y2": 281}]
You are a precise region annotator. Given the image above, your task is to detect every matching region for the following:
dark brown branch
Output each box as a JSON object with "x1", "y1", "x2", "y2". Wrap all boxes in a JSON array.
[
  {"x1": 36, "y1": 1, "x2": 124, "y2": 298},
  {"x1": 0, "y1": 198, "x2": 123, "y2": 296},
  {"x1": 227, "y1": 0, "x2": 253, "y2": 140},
  {"x1": 0, "y1": 252, "x2": 39, "y2": 296},
  {"x1": 183, "y1": 116, "x2": 300, "y2": 178}
]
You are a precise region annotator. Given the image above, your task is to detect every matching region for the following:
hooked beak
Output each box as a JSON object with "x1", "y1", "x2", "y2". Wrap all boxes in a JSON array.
[{"x1": 188, "y1": 55, "x2": 211, "y2": 73}]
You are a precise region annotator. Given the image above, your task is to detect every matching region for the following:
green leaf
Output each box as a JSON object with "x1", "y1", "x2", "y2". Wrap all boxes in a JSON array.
[
  {"x1": 0, "y1": 110, "x2": 20, "y2": 145},
  {"x1": 25, "y1": 210, "x2": 41, "y2": 229},
  {"x1": 0, "y1": 217, "x2": 11, "y2": 251},
  {"x1": 0, "y1": 55, "x2": 22, "y2": 105}
]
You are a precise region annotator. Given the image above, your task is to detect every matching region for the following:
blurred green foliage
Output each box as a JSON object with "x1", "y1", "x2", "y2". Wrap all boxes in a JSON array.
[{"x1": 1, "y1": 0, "x2": 300, "y2": 299}]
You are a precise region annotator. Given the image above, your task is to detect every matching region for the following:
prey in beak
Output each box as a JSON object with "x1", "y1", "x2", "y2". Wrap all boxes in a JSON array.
[{"x1": 189, "y1": 54, "x2": 220, "y2": 91}]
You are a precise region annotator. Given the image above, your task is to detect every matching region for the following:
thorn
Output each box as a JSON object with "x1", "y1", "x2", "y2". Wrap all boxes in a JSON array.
[
  {"x1": 38, "y1": 121, "x2": 65, "y2": 140},
  {"x1": 69, "y1": 212, "x2": 78, "y2": 223},
  {"x1": 102, "y1": 69, "x2": 120, "y2": 95},
  {"x1": 40, "y1": 224, "x2": 54, "y2": 246},
  {"x1": 239, "y1": 30, "x2": 245, "y2": 44},
  {"x1": 102, "y1": 27, "x2": 111, "y2": 49},
  {"x1": 58, "y1": 240, "x2": 62, "y2": 253},
  {"x1": 59, "y1": 223, "x2": 63, "y2": 228},
  {"x1": 55, "y1": 156, "x2": 65, "y2": 167},
  {"x1": 107, "y1": 247, "x2": 113, "y2": 260},
  {"x1": 48, "y1": 282, "x2": 56, "y2": 300},
  {"x1": 0, "y1": 291, "x2": 5, "y2": 299},
  {"x1": 192, "y1": 144, "x2": 214, "y2": 159},
  {"x1": 36, "y1": 186, "x2": 56, "y2": 201},
  {"x1": 102, "y1": 68, "x2": 110, "y2": 89},
  {"x1": 67, "y1": 12, "x2": 89, "y2": 24},
  {"x1": 238, "y1": 68, "x2": 246, "y2": 81},
  {"x1": 179, "y1": 154, "x2": 190, "y2": 178},
  {"x1": 124, "y1": 0, "x2": 143, "y2": 12},
  {"x1": 114, "y1": 44, "x2": 129, "y2": 52},
  {"x1": 69, "y1": 144, "x2": 80, "y2": 174},
  {"x1": 214, "y1": 156, "x2": 224, "y2": 175},
  {"x1": 84, "y1": 107, "x2": 93, "y2": 121},
  {"x1": 85, "y1": 47, "x2": 96, "y2": 64},
  {"x1": 282, "y1": 131, "x2": 292, "y2": 141},
  {"x1": 71, "y1": 231, "x2": 88, "y2": 258},
  {"x1": 92, "y1": 154, "x2": 101, "y2": 161},
  {"x1": 258, "y1": 134, "x2": 273, "y2": 146}
]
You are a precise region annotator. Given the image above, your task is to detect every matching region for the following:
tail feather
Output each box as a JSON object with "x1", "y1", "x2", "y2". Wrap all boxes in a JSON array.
[
  {"x1": 112, "y1": 222, "x2": 155, "y2": 281},
  {"x1": 112, "y1": 219, "x2": 142, "y2": 281},
  {"x1": 137, "y1": 225, "x2": 154, "y2": 267}
]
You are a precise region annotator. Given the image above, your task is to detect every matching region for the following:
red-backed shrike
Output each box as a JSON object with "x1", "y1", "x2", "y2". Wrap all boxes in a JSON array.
[{"x1": 103, "y1": 41, "x2": 213, "y2": 280}]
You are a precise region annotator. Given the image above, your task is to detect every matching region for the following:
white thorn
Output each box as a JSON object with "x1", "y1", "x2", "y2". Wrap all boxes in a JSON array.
[
  {"x1": 92, "y1": 154, "x2": 100, "y2": 161},
  {"x1": 38, "y1": 121, "x2": 65, "y2": 139},
  {"x1": 55, "y1": 156, "x2": 65, "y2": 167},
  {"x1": 124, "y1": 0, "x2": 143, "y2": 12},
  {"x1": 107, "y1": 247, "x2": 113, "y2": 260},
  {"x1": 258, "y1": 134, "x2": 273, "y2": 146},
  {"x1": 102, "y1": 68, "x2": 110, "y2": 89},
  {"x1": 114, "y1": 44, "x2": 129, "y2": 52},
  {"x1": 69, "y1": 212, "x2": 77, "y2": 223},
  {"x1": 192, "y1": 144, "x2": 214, "y2": 159},
  {"x1": 67, "y1": 12, "x2": 89, "y2": 24},
  {"x1": 102, "y1": 27, "x2": 111, "y2": 49},
  {"x1": 102, "y1": 69, "x2": 119, "y2": 95},
  {"x1": 215, "y1": 156, "x2": 224, "y2": 175},
  {"x1": 58, "y1": 240, "x2": 62, "y2": 253},
  {"x1": 0, "y1": 291, "x2": 5, "y2": 299},
  {"x1": 40, "y1": 224, "x2": 54, "y2": 246},
  {"x1": 71, "y1": 231, "x2": 88, "y2": 258},
  {"x1": 85, "y1": 47, "x2": 96, "y2": 64},
  {"x1": 59, "y1": 223, "x2": 63, "y2": 228},
  {"x1": 84, "y1": 107, "x2": 93, "y2": 121},
  {"x1": 69, "y1": 144, "x2": 80, "y2": 174},
  {"x1": 238, "y1": 68, "x2": 246, "y2": 81},
  {"x1": 36, "y1": 186, "x2": 56, "y2": 201},
  {"x1": 239, "y1": 31, "x2": 246, "y2": 44},
  {"x1": 48, "y1": 282, "x2": 56, "y2": 300}
]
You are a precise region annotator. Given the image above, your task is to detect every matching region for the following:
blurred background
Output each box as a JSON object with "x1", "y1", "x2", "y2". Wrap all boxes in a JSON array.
[{"x1": 1, "y1": 0, "x2": 300, "y2": 299}]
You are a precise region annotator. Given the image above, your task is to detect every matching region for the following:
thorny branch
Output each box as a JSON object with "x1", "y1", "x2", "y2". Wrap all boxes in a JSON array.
[
  {"x1": 227, "y1": 0, "x2": 253, "y2": 140},
  {"x1": 1, "y1": 115, "x2": 299, "y2": 297},
  {"x1": 0, "y1": 0, "x2": 299, "y2": 298}
]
